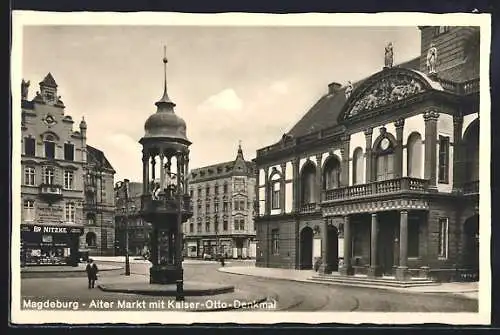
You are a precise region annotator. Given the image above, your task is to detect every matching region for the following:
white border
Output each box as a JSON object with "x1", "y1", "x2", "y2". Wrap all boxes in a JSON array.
[{"x1": 11, "y1": 11, "x2": 491, "y2": 325}]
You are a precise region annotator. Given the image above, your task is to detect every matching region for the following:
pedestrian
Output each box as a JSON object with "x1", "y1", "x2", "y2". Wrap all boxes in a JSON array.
[
  {"x1": 85, "y1": 258, "x2": 99, "y2": 289},
  {"x1": 220, "y1": 254, "x2": 225, "y2": 267}
]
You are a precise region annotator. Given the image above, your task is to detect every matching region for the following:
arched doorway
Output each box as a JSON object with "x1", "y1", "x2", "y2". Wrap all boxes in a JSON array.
[
  {"x1": 300, "y1": 227, "x2": 314, "y2": 269},
  {"x1": 463, "y1": 215, "x2": 479, "y2": 271},
  {"x1": 327, "y1": 225, "x2": 339, "y2": 271},
  {"x1": 463, "y1": 119, "x2": 479, "y2": 183},
  {"x1": 86, "y1": 232, "x2": 97, "y2": 247}
]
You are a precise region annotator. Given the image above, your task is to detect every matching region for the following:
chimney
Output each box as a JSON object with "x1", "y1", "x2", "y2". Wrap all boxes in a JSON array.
[{"x1": 328, "y1": 82, "x2": 342, "y2": 95}]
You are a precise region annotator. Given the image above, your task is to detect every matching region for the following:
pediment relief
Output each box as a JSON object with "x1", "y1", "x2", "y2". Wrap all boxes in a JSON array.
[{"x1": 341, "y1": 69, "x2": 432, "y2": 120}]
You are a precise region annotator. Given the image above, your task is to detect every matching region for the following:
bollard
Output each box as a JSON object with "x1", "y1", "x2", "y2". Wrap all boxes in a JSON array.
[{"x1": 176, "y1": 280, "x2": 185, "y2": 301}]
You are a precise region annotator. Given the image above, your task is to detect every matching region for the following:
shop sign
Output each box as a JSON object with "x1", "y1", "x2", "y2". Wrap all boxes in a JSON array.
[{"x1": 25, "y1": 225, "x2": 83, "y2": 235}]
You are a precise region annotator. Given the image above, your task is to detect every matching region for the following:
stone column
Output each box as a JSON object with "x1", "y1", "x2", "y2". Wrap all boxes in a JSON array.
[
  {"x1": 151, "y1": 156, "x2": 156, "y2": 180},
  {"x1": 340, "y1": 135, "x2": 351, "y2": 187},
  {"x1": 264, "y1": 167, "x2": 270, "y2": 215},
  {"x1": 368, "y1": 213, "x2": 380, "y2": 277},
  {"x1": 159, "y1": 153, "x2": 165, "y2": 192},
  {"x1": 292, "y1": 158, "x2": 300, "y2": 212},
  {"x1": 396, "y1": 210, "x2": 410, "y2": 281},
  {"x1": 452, "y1": 115, "x2": 464, "y2": 193},
  {"x1": 339, "y1": 215, "x2": 354, "y2": 275},
  {"x1": 142, "y1": 151, "x2": 150, "y2": 194},
  {"x1": 315, "y1": 154, "x2": 323, "y2": 206},
  {"x1": 319, "y1": 219, "x2": 331, "y2": 274},
  {"x1": 280, "y1": 162, "x2": 286, "y2": 214},
  {"x1": 423, "y1": 111, "x2": 440, "y2": 190},
  {"x1": 394, "y1": 118, "x2": 405, "y2": 178},
  {"x1": 184, "y1": 151, "x2": 190, "y2": 193},
  {"x1": 364, "y1": 128, "x2": 373, "y2": 183}
]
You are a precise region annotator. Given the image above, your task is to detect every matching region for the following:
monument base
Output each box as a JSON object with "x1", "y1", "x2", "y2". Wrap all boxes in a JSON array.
[{"x1": 150, "y1": 265, "x2": 183, "y2": 284}]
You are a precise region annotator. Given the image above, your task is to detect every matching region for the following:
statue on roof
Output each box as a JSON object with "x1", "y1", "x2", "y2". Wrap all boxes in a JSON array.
[
  {"x1": 345, "y1": 81, "x2": 354, "y2": 99},
  {"x1": 21, "y1": 79, "x2": 30, "y2": 100},
  {"x1": 426, "y1": 42, "x2": 438, "y2": 75},
  {"x1": 384, "y1": 42, "x2": 394, "y2": 68}
]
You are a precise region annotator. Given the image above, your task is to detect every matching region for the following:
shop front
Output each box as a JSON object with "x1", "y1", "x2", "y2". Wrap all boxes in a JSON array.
[{"x1": 21, "y1": 223, "x2": 84, "y2": 266}]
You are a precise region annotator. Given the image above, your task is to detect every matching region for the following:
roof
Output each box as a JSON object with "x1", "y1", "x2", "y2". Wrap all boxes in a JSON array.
[
  {"x1": 39, "y1": 73, "x2": 58, "y2": 88},
  {"x1": 87, "y1": 145, "x2": 115, "y2": 173},
  {"x1": 286, "y1": 57, "x2": 421, "y2": 138}
]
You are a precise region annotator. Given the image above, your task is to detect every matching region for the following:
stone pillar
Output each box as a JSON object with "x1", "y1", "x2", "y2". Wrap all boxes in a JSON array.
[
  {"x1": 264, "y1": 167, "x2": 270, "y2": 215},
  {"x1": 319, "y1": 219, "x2": 331, "y2": 274},
  {"x1": 184, "y1": 151, "x2": 190, "y2": 193},
  {"x1": 142, "y1": 151, "x2": 150, "y2": 194},
  {"x1": 151, "y1": 156, "x2": 156, "y2": 180},
  {"x1": 159, "y1": 153, "x2": 165, "y2": 191},
  {"x1": 315, "y1": 154, "x2": 323, "y2": 206},
  {"x1": 340, "y1": 134, "x2": 351, "y2": 187},
  {"x1": 452, "y1": 115, "x2": 464, "y2": 193},
  {"x1": 396, "y1": 210, "x2": 410, "y2": 281},
  {"x1": 280, "y1": 162, "x2": 286, "y2": 214},
  {"x1": 292, "y1": 158, "x2": 300, "y2": 212},
  {"x1": 339, "y1": 215, "x2": 354, "y2": 275},
  {"x1": 423, "y1": 111, "x2": 440, "y2": 190},
  {"x1": 368, "y1": 213, "x2": 380, "y2": 277},
  {"x1": 394, "y1": 118, "x2": 405, "y2": 178},
  {"x1": 364, "y1": 128, "x2": 373, "y2": 183}
]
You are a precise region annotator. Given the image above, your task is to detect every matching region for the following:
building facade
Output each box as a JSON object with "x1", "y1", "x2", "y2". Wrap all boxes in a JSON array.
[
  {"x1": 20, "y1": 73, "x2": 86, "y2": 265},
  {"x1": 254, "y1": 26, "x2": 480, "y2": 282},
  {"x1": 184, "y1": 145, "x2": 257, "y2": 259},
  {"x1": 82, "y1": 145, "x2": 116, "y2": 256},
  {"x1": 114, "y1": 181, "x2": 152, "y2": 256}
]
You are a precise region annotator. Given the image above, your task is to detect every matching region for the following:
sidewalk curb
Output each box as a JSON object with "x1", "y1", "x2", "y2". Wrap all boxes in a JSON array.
[{"x1": 217, "y1": 268, "x2": 479, "y2": 301}]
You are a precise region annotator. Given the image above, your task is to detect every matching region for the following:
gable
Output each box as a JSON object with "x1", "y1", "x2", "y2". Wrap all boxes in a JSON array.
[{"x1": 339, "y1": 68, "x2": 442, "y2": 122}]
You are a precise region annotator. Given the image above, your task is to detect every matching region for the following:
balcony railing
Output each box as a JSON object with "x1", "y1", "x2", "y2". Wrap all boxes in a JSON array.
[
  {"x1": 463, "y1": 180, "x2": 479, "y2": 195},
  {"x1": 324, "y1": 177, "x2": 429, "y2": 202},
  {"x1": 38, "y1": 183, "x2": 63, "y2": 199},
  {"x1": 299, "y1": 203, "x2": 318, "y2": 213}
]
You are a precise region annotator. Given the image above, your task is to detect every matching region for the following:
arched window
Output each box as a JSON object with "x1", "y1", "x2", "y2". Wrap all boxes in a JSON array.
[
  {"x1": 352, "y1": 147, "x2": 364, "y2": 185},
  {"x1": 270, "y1": 173, "x2": 281, "y2": 209},
  {"x1": 375, "y1": 137, "x2": 395, "y2": 181},
  {"x1": 301, "y1": 162, "x2": 316, "y2": 204},
  {"x1": 323, "y1": 156, "x2": 341, "y2": 190},
  {"x1": 407, "y1": 132, "x2": 423, "y2": 178},
  {"x1": 463, "y1": 119, "x2": 479, "y2": 182},
  {"x1": 86, "y1": 232, "x2": 97, "y2": 247}
]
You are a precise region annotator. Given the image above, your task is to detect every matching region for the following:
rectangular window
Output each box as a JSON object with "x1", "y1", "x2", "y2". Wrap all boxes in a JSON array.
[
  {"x1": 239, "y1": 200, "x2": 245, "y2": 211},
  {"x1": 214, "y1": 203, "x2": 219, "y2": 213},
  {"x1": 44, "y1": 141, "x2": 55, "y2": 159},
  {"x1": 205, "y1": 186, "x2": 210, "y2": 196},
  {"x1": 189, "y1": 223, "x2": 194, "y2": 233},
  {"x1": 24, "y1": 138, "x2": 36, "y2": 156},
  {"x1": 271, "y1": 229, "x2": 279, "y2": 255},
  {"x1": 43, "y1": 167, "x2": 55, "y2": 185},
  {"x1": 408, "y1": 218, "x2": 420, "y2": 258},
  {"x1": 197, "y1": 223, "x2": 202, "y2": 233},
  {"x1": 234, "y1": 201, "x2": 239, "y2": 211},
  {"x1": 271, "y1": 182, "x2": 280, "y2": 209},
  {"x1": 214, "y1": 223, "x2": 219, "y2": 233},
  {"x1": 223, "y1": 220, "x2": 228, "y2": 231},
  {"x1": 64, "y1": 170, "x2": 74, "y2": 189},
  {"x1": 190, "y1": 189, "x2": 194, "y2": 198},
  {"x1": 438, "y1": 218, "x2": 449, "y2": 259},
  {"x1": 205, "y1": 222, "x2": 210, "y2": 232},
  {"x1": 24, "y1": 199, "x2": 35, "y2": 221},
  {"x1": 214, "y1": 185, "x2": 219, "y2": 194},
  {"x1": 64, "y1": 143, "x2": 74, "y2": 161},
  {"x1": 205, "y1": 203, "x2": 210, "y2": 213},
  {"x1": 438, "y1": 136, "x2": 450, "y2": 184},
  {"x1": 24, "y1": 166, "x2": 36, "y2": 186},
  {"x1": 223, "y1": 184, "x2": 228, "y2": 194},
  {"x1": 223, "y1": 202, "x2": 228, "y2": 212},
  {"x1": 65, "y1": 202, "x2": 75, "y2": 223}
]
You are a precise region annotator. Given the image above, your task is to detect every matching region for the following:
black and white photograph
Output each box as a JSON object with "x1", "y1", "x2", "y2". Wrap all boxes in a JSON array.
[{"x1": 11, "y1": 11, "x2": 491, "y2": 325}]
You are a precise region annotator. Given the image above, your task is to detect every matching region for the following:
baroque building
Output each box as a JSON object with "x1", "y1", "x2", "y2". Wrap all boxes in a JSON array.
[
  {"x1": 82, "y1": 145, "x2": 116, "y2": 256},
  {"x1": 114, "y1": 181, "x2": 151, "y2": 256},
  {"x1": 254, "y1": 26, "x2": 480, "y2": 282},
  {"x1": 20, "y1": 73, "x2": 116, "y2": 265},
  {"x1": 184, "y1": 144, "x2": 257, "y2": 259}
]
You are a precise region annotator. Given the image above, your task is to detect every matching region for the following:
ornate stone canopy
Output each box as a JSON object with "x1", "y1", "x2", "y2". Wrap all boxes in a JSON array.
[{"x1": 339, "y1": 68, "x2": 443, "y2": 121}]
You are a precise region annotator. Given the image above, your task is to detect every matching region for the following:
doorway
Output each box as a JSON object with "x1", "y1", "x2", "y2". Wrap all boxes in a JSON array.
[
  {"x1": 463, "y1": 214, "x2": 479, "y2": 270},
  {"x1": 300, "y1": 227, "x2": 314, "y2": 269},
  {"x1": 327, "y1": 225, "x2": 339, "y2": 271},
  {"x1": 377, "y1": 212, "x2": 397, "y2": 275}
]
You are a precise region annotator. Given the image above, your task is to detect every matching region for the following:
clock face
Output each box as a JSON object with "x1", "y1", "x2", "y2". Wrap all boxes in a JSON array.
[{"x1": 380, "y1": 138, "x2": 390, "y2": 150}]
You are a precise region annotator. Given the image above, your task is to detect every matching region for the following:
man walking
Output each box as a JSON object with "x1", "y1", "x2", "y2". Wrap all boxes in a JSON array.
[{"x1": 85, "y1": 259, "x2": 99, "y2": 289}]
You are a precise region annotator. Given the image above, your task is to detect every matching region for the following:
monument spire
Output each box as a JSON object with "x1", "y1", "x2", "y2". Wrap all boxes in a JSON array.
[{"x1": 155, "y1": 45, "x2": 176, "y2": 109}]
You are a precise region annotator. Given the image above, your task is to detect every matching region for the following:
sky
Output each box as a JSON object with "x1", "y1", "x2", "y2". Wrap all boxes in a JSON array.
[{"x1": 22, "y1": 25, "x2": 421, "y2": 182}]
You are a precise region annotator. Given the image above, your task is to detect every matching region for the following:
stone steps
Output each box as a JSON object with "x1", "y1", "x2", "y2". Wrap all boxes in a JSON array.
[{"x1": 309, "y1": 273, "x2": 439, "y2": 288}]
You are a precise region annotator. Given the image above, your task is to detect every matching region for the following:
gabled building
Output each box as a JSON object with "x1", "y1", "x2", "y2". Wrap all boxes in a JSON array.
[
  {"x1": 254, "y1": 26, "x2": 480, "y2": 282},
  {"x1": 20, "y1": 73, "x2": 86, "y2": 265},
  {"x1": 184, "y1": 144, "x2": 257, "y2": 259}
]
